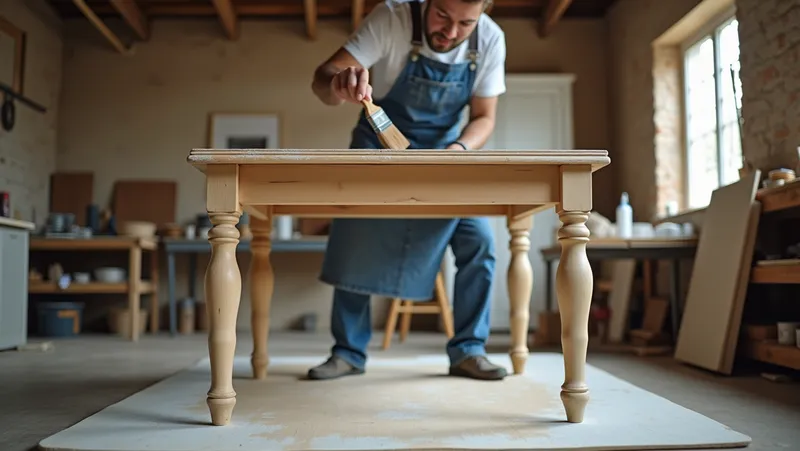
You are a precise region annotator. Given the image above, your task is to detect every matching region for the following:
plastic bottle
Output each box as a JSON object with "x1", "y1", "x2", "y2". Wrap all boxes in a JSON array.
[{"x1": 616, "y1": 192, "x2": 633, "y2": 238}]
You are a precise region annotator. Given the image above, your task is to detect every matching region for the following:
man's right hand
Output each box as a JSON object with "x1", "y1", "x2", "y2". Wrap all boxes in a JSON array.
[{"x1": 330, "y1": 67, "x2": 373, "y2": 104}]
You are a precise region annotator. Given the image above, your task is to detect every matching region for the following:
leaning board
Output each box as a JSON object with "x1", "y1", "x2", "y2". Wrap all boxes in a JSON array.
[{"x1": 674, "y1": 171, "x2": 761, "y2": 374}]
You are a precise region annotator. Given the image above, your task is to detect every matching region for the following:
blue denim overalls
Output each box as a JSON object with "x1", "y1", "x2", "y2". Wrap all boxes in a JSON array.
[{"x1": 319, "y1": 0, "x2": 495, "y2": 368}]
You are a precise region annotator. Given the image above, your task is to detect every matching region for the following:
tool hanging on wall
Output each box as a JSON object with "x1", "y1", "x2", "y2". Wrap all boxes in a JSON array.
[{"x1": 0, "y1": 81, "x2": 47, "y2": 132}]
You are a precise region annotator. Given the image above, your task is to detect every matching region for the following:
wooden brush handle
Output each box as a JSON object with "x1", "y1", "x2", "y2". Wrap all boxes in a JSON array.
[{"x1": 361, "y1": 98, "x2": 380, "y2": 116}]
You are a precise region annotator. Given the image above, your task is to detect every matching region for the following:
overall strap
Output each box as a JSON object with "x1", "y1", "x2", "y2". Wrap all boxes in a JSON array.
[
  {"x1": 467, "y1": 21, "x2": 479, "y2": 71},
  {"x1": 409, "y1": 0, "x2": 423, "y2": 60}
]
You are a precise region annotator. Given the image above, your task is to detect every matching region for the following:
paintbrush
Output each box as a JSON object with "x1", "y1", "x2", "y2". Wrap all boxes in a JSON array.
[{"x1": 361, "y1": 99, "x2": 410, "y2": 150}]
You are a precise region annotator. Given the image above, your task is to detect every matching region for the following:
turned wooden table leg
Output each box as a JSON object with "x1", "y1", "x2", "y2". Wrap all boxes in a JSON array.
[
  {"x1": 205, "y1": 211, "x2": 242, "y2": 425},
  {"x1": 250, "y1": 212, "x2": 274, "y2": 380},
  {"x1": 556, "y1": 209, "x2": 592, "y2": 422},
  {"x1": 555, "y1": 165, "x2": 594, "y2": 423},
  {"x1": 507, "y1": 213, "x2": 533, "y2": 374},
  {"x1": 203, "y1": 164, "x2": 242, "y2": 426}
]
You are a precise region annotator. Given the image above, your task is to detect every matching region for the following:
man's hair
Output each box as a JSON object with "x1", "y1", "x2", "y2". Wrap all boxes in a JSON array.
[{"x1": 461, "y1": 0, "x2": 493, "y2": 9}]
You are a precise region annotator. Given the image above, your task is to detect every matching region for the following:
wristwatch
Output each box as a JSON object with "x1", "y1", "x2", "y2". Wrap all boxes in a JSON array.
[{"x1": 452, "y1": 141, "x2": 468, "y2": 150}]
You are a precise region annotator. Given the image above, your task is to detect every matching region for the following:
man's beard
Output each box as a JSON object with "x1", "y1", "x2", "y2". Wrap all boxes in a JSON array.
[{"x1": 425, "y1": 31, "x2": 468, "y2": 53}]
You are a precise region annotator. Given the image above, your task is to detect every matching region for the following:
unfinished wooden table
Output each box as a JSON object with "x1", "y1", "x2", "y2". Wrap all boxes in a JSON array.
[{"x1": 187, "y1": 148, "x2": 610, "y2": 427}]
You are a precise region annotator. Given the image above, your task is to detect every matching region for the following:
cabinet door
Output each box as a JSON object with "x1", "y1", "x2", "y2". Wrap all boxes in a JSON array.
[
  {"x1": 443, "y1": 74, "x2": 575, "y2": 331},
  {"x1": 0, "y1": 227, "x2": 29, "y2": 350}
]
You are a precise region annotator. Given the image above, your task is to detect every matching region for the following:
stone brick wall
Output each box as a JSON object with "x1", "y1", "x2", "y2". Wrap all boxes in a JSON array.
[
  {"x1": 0, "y1": 0, "x2": 63, "y2": 225},
  {"x1": 737, "y1": 0, "x2": 800, "y2": 173},
  {"x1": 653, "y1": 45, "x2": 684, "y2": 216}
]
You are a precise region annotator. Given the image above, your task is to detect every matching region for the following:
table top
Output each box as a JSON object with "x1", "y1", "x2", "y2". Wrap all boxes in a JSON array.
[
  {"x1": 187, "y1": 148, "x2": 610, "y2": 171},
  {"x1": 190, "y1": 149, "x2": 611, "y2": 220}
]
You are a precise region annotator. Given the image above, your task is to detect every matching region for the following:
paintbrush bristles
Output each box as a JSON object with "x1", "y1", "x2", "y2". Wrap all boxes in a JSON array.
[{"x1": 361, "y1": 99, "x2": 410, "y2": 150}]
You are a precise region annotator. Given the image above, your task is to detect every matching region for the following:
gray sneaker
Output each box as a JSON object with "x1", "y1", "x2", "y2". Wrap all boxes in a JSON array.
[{"x1": 306, "y1": 355, "x2": 365, "y2": 380}]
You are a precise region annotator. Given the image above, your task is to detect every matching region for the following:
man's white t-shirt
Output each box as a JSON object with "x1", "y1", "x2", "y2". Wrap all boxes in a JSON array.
[{"x1": 343, "y1": 0, "x2": 507, "y2": 101}]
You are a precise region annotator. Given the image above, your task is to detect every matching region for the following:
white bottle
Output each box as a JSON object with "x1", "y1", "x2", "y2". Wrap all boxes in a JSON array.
[{"x1": 616, "y1": 192, "x2": 633, "y2": 238}]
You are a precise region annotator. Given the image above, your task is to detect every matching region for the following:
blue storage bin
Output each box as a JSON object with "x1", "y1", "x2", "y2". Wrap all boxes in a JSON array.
[{"x1": 37, "y1": 301, "x2": 84, "y2": 337}]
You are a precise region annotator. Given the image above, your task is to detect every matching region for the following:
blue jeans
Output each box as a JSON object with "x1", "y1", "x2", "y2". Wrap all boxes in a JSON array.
[{"x1": 330, "y1": 217, "x2": 495, "y2": 368}]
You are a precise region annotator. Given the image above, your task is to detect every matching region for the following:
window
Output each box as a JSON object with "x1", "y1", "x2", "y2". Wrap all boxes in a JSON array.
[{"x1": 682, "y1": 13, "x2": 743, "y2": 209}]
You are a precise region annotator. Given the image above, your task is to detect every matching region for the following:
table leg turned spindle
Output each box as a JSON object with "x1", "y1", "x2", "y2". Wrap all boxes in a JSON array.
[
  {"x1": 507, "y1": 214, "x2": 533, "y2": 374},
  {"x1": 205, "y1": 211, "x2": 242, "y2": 426},
  {"x1": 250, "y1": 213, "x2": 274, "y2": 380},
  {"x1": 556, "y1": 209, "x2": 592, "y2": 423}
]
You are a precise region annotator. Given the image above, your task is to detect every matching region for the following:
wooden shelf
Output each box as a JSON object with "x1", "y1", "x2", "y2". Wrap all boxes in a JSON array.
[
  {"x1": 30, "y1": 236, "x2": 158, "y2": 251},
  {"x1": 28, "y1": 236, "x2": 159, "y2": 341},
  {"x1": 739, "y1": 181, "x2": 800, "y2": 371},
  {"x1": 742, "y1": 340, "x2": 800, "y2": 370},
  {"x1": 756, "y1": 179, "x2": 800, "y2": 213},
  {"x1": 751, "y1": 261, "x2": 800, "y2": 284},
  {"x1": 29, "y1": 281, "x2": 155, "y2": 294}
]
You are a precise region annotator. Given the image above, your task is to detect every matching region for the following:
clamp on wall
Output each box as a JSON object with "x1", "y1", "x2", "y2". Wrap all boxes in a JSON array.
[{"x1": 0, "y1": 81, "x2": 46, "y2": 132}]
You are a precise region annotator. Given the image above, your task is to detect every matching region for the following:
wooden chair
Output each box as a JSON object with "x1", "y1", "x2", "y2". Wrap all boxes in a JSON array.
[{"x1": 382, "y1": 270, "x2": 455, "y2": 350}]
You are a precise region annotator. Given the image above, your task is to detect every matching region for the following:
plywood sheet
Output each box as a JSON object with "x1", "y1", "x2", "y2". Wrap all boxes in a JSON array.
[
  {"x1": 674, "y1": 171, "x2": 761, "y2": 374},
  {"x1": 112, "y1": 180, "x2": 176, "y2": 228},
  {"x1": 49, "y1": 172, "x2": 93, "y2": 225},
  {"x1": 38, "y1": 354, "x2": 751, "y2": 451}
]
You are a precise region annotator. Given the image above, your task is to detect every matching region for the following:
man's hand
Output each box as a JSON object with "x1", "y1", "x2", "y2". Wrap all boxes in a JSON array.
[
  {"x1": 331, "y1": 67, "x2": 373, "y2": 104},
  {"x1": 312, "y1": 47, "x2": 374, "y2": 106},
  {"x1": 445, "y1": 142, "x2": 465, "y2": 150}
]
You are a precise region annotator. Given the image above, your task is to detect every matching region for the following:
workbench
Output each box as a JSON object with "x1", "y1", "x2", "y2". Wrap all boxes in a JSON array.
[
  {"x1": 187, "y1": 147, "x2": 610, "y2": 427},
  {"x1": 540, "y1": 238, "x2": 698, "y2": 339},
  {"x1": 162, "y1": 237, "x2": 328, "y2": 335}
]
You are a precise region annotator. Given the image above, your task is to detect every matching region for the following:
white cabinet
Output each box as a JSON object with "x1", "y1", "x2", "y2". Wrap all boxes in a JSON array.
[
  {"x1": 443, "y1": 73, "x2": 575, "y2": 331},
  {"x1": 0, "y1": 218, "x2": 34, "y2": 350}
]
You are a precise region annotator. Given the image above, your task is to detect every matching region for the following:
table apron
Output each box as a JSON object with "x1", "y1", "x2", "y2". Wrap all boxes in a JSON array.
[
  {"x1": 238, "y1": 164, "x2": 562, "y2": 206},
  {"x1": 262, "y1": 204, "x2": 556, "y2": 218}
]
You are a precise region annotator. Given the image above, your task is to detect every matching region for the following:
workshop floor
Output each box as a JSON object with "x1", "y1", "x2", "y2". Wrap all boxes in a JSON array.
[{"x1": 1, "y1": 331, "x2": 798, "y2": 451}]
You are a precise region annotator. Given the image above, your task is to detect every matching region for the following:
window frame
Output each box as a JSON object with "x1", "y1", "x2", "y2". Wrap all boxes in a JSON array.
[{"x1": 679, "y1": 4, "x2": 741, "y2": 209}]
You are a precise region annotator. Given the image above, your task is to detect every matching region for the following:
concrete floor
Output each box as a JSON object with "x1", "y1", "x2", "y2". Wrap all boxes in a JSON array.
[{"x1": 2, "y1": 331, "x2": 799, "y2": 451}]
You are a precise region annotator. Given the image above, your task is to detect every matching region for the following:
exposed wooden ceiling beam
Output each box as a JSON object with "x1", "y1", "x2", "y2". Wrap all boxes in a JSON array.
[
  {"x1": 68, "y1": 1, "x2": 382, "y2": 18},
  {"x1": 304, "y1": 0, "x2": 317, "y2": 39},
  {"x1": 211, "y1": 0, "x2": 238, "y2": 40},
  {"x1": 48, "y1": 0, "x2": 619, "y2": 33},
  {"x1": 351, "y1": 0, "x2": 364, "y2": 31},
  {"x1": 71, "y1": 0, "x2": 129, "y2": 53},
  {"x1": 109, "y1": 0, "x2": 149, "y2": 40},
  {"x1": 53, "y1": 0, "x2": 594, "y2": 19},
  {"x1": 538, "y1": 0, "x2": 572, "y2": 37}
]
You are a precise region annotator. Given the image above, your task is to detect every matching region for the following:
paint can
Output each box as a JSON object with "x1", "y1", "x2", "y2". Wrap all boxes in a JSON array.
[{"x1": 0, "y1": 191, "x2": 9, "y2": 218}]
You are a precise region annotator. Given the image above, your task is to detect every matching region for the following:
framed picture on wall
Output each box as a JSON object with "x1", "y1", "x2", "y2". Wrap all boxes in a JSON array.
[
  {"x1": 0, "y1": 15, "x2": 26, "y2": 95},
  {"x1": 207, "y1": 112, "x2": 281, "y2": 149}
]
